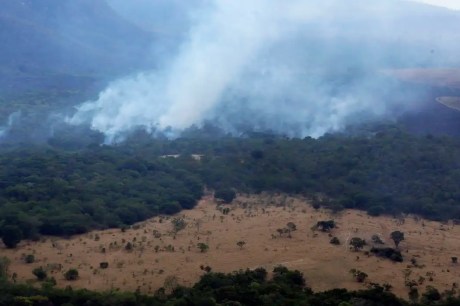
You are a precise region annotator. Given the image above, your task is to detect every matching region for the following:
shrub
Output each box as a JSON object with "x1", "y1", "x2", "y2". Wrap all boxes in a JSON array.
[
  {"x1": 214, "y1": 189, "x2": 236, "y2": 204},
  {"x1": 32, "y1": 267, "x2": 47, "y2": 281},
  {"x1": 316, "y1": 220, "x2": 336, "y2": 232},
  {"x1": 64, "y1": 269, "x2": 79, "y2": 281},
  {"x1": 24, "y1": 254, "x2": 35, "y2": 264},
  {"x1": 1, "y1": 225, "x2": 23, "y2": 248},
  {"x1": 368, "y1": 206, "x2": 384, "y2": 216},
  {"x1": 370, "y1": 247, "x2": 403, "y2": 262},
  {"x1": 349, "y1": 268, "x2": 368, "y2": 283},
  {"x1": 371, "y1": 234, "x2": 384, "y2": 245},
  {"x1": 330, "y1": 237, "x2": 340, "y2": 245},
  {"x1": 125, "y1": 242, "x2": 133, "y2": 251}
]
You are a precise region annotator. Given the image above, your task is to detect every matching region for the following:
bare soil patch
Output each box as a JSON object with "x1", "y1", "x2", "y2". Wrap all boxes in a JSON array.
[{"x1": 2, "y1": 194, "x2": 460, "y2": 299}]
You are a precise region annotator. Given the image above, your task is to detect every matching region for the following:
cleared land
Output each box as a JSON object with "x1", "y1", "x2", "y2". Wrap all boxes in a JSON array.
[{"x1": 2, "y1": 195, "x2": 460, "y2": 298}]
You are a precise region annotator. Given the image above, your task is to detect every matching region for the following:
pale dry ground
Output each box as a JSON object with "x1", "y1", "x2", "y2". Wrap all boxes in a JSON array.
[
  {"x1": 437, "y1": 96, "x2": 460, "y2": 111},
  {"x1": 383, "y1": 68, "x2": 460, "y2": 89},
  {"x1": 2, "y1": 194, "x2": 460, "y2": 298},
  {"x1": 383, "y1": 68, "x2": 460, "y2": 112}
]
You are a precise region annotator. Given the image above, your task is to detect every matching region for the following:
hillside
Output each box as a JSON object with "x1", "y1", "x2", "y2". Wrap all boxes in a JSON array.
[
  {"x1": 4, "y1": 195, "x2": 460, "y2": 299},
  {"x1": 1, "y1": 129, "x2": 460, "y2": 246},
  {"x1": 1, "y1": 1, "x2": 460, "y2": 305},
  {"x1": 0, "y1": 0, "x2": 153, "y2": 91}
]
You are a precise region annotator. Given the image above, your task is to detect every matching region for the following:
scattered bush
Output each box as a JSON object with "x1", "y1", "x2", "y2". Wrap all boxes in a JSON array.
[
  {"x1": 330, "y1": 237, "x2": 340, "y2": 245},
  {"x1": 24, "y1": 254, "x2": 35, "y2": 264},
  {"x1": 214, "y1": 189, "x2": 236, "y2": 204},
  {"x1": 64, "y1": 269, "x2": 79, "y2": 281},
  {"x1": 32, "y1": 267, "x2": 47, "y2": 281},
  {"x1": 370, "y1": 247, "x2": 403, "y2": 262},
  {"x1": 125, "y1": 242, "x2": 133, "y2": 251},
  {"x1": 371, "y1": 234, "x2": 384, "y2": 245}
]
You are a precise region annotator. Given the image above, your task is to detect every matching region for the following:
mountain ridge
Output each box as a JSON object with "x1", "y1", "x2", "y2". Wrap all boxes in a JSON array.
[{"x1": 0, "y1": 0, "x2": 154, "y2": 89}]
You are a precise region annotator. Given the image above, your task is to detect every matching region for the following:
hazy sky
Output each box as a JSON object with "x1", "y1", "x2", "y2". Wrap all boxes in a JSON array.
[{"x1": 414, "y1": 0, "x2": 460, "y2": 10}]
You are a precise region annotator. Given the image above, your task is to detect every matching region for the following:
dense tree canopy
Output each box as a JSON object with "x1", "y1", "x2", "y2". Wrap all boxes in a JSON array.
[
  {"x1": 2, "y1": 124, "x2": 460, "y2": 245},
  {"x1": 0, "y1": 148, "x2": 204, "y2": 242},
  {"x1": 1, "y1": 265, "x2": 460, "y2": 305},
  {"x1": 1, "y1": 225, "x2": 22, "y2": 248}
]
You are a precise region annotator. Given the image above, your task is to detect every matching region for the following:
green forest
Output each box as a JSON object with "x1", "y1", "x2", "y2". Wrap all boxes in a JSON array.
[
  {"x1": 2, "y1": 264, "x2": 460, "y2": 306},
  {"x1": 1, "y1": 124, "x2": 460, "y2": 247}
]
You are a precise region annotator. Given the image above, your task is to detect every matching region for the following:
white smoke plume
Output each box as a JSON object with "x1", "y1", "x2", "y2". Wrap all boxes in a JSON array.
[
  {"x1": 0, "y1": 111, "x2": 21, "y2": 139},
  {"x1": 68, "y1": 0, "x2": 460, "y2": 142}
]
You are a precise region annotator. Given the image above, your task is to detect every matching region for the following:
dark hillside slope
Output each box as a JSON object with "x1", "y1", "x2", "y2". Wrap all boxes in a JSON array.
[{"x1": 0, "y1": 0, "x2": 152, "y2": 89}]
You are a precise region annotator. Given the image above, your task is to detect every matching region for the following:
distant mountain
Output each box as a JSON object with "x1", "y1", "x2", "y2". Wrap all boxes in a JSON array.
[{"x1": 0, "y1": 0, "x2": 153, "y2": 84}]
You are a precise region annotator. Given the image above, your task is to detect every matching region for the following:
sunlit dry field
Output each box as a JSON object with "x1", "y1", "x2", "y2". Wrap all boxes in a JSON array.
[{"x1": 3, "y1": 194, "x2": 460, "y2": 298}]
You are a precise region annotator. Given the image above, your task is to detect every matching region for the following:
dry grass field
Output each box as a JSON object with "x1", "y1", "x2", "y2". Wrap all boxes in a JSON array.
[{"x1": 2, "y1": 194, "x2": 460, "y2": 299}]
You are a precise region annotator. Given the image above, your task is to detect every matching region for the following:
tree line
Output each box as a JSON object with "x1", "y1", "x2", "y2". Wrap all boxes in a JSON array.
[
  {"x1": 2, "y1": 264, "x2": 460, "y2": 306},
  {"x1": 2, "y1": 124, "x2": 460, "y2": 246}
]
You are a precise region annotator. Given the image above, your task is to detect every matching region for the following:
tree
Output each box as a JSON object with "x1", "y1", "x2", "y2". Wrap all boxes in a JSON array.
[
  {"x1": 25, "y1": 254, "x2": 35, "y2": 263},
  {"x1": 316, "y1": 220, "x2": 335, "y2": 232},
  {"x1": 312, "y1": 202, "x2": 321, "y2": 210},
  {"x1": 349, "y1": 269, "x2": 368, "y2": 283},
  {"x1": 64, "y1": 269, "x2": 79, "y2": 281},
  {"x1": 390, "y1": 231, "x2": 405, "y2": 248},
  {"x1": 33, "y1": 267, "x2": 47, "y2": 281},
  {"x1": 125, "y1": 242, "x2": 133, "y2": 251},
  {"x1": 42, "y1": 276, "x2": 57, "y2": 289},
  {"x1": 214, "y1": 189, "x2": 236, "y2": 204},
  {"x1": 408, "y1": 287, "x2": 419, "y2": 303},
  {"x1": 330, "y1": 237, "x2": 340, "y2": 245},
  {"x1": 251, "y1": 150, "x2": 264, "y2": 159},
  {"x1": 1, "y1": 225, "x2": 23, "y2": 248},
  {"x1": 163, "y1": 275, "x2": 179, "y2": 293},
  {"x1": 200, "y1": 265, "x2": 212, "y2": 273},
  {"x1": 349, "y1": 237, "x2": 366, "y2": 251},
  {"x1": 371, "y1": 234, "x2": 384, "y2": 245},
  {"x1": 237, "y1": 241, "x2": 246, "y2": 249},
  {"x1": 0, "y1": 256, "x2": 10, "y2": 281},
  {"x1": 276, "y1": 228, "x2": 284, "y2": 237},
  {"x1": 286, "y1": 222, "x2": 297, "y2": 232},
  {"x1": 368, "y1": 206, "x2": 384, "y2": 216},
  {"x1": 273, "y1": 265, "x2": 306, "y2": 287},
  {"x1": 197, "y1": 243, "x2": 209, "y2": 253},
  {"x1": 171, "y1": 217, "x2": 187, "y2": 234},
  {"x1": 370, "y1": 247, "x2": 403, "y2": 262},
  {"x1": 422, "y1": 286, "x2": 441, "y2": 302}
]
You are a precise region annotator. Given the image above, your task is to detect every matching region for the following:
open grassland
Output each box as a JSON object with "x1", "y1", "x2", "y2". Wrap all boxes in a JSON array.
[{"x1": 3, "y1": 194, "x2": 460, "y2": 298}]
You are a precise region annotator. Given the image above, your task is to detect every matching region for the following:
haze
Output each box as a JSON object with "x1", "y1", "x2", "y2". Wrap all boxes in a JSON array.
[
  {"x1": 413, "y1": 0, "x2": 460, "y2": 10},
  {"x1": 68, "y1": 0, "x2": 460, "y2": 142}
]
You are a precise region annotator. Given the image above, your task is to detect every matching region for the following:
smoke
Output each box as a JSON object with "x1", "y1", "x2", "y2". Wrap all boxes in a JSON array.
[
  {"x1": 0, "y1": 111, "x2": 21, "y2": 139},
  {"x1": 68, "y1": 0, "x2": 460, "y2": 142}
]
